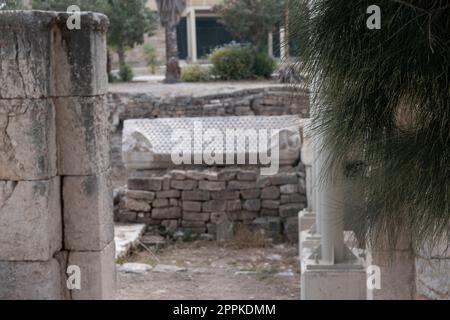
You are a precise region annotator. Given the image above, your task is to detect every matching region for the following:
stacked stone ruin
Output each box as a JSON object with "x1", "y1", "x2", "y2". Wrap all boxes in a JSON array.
[
  {"x1": 120, "y1": 166, "x2": 307, "y2": 242},
  {"x1": 0, "y1": 11, "x2": 114, "y2": 299},
  {"x1": 118, "y1": 116, "x2": 308, "y2": 242}
]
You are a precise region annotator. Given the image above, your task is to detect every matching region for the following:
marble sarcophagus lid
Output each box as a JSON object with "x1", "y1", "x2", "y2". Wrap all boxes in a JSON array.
[{"x1": 122, "y1": 116, "x2": 303, "y2": 170}]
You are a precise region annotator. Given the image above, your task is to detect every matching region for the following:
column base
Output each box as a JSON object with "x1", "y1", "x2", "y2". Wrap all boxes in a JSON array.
[
  {"x1": 298, "y1": 209, "x2": 316, "y2": 232},
  {"x1": 301, "y1": 246, "x2": 367, "y2": 300},
  {"x1": 299, "y1": 230, "x2": 321, "y2": 261}
]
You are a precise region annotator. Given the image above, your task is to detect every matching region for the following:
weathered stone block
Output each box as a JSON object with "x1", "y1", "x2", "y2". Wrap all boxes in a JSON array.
[
  {"x1": 243, "y1": 199, "x2": 261, "y2": 212},
  {"x1": 152, "y1": 207, "x2": 181, "y2": 219},
  {"x1": 0, "y1": 12, "x2": 52, "y2": 98},
  {"x1": 182, "y1": 201, "x2": 202, "y2": 212},
  {"x1": 367, "y1": 250, "x2": 416, "y2": 300},
  {"x1": 199, "y1": 180, "x2": 226, "y2": 191},
  {"x1": 261, "y1": 186, "x2": 280, "y2": 200},
  {"x1": 262, "y1": 200, "x2": 280, "y2": 209},
  {"x1": 157, "y1": 190, "x2": 180, "y2": 199},
  {"x1": 0, "y1": 259, "x2": 61, "y2": 300},
  {"x1": 55, "y1": 96, "x2": 110, "y2": 175},
  {"x1": 279, "y1": 203, "x2": 304, "y2": 218},
  {"x1": 211, "y1": 190, "x2": 240, "y2": 200},
  {"x1": 182, "y1": 190, "x2": 210, "y2": 201},
  {"x1": 0, "y1": 11, "x2": 108, "y2": 99},
  {"x1": 228, "y1": 180, "x2": 256, "y2": 190},
  {"x1": 122, "y1": 198, "x2": 151, "y2": 212},
  {"x1": 183, "y1": 212, "x2": 210, "y2": 221},
  {"x1": 227, "y1": 200, "x2": 242, "y2": 212},
  {"x1": 217, "y1": 169, "x2": 238, "y2": 181},
  {"x1": 256, "y1": 176, "x2": 272, "y2": 188},
  {"x1": 270, "y1": 173, "x2": 298, "y2": 186},
  {"x1": 63, "y1": 174, "x2": 114, "y2": 252},
  {"x1": 284, "y1": 216, "x2": 299, "y2": 243},
  {"x1": 216, "y1": 218, "x2": 234, "y2": 241},
  {"x1": 203, "y1": 200, "x2": 227, "y2": 212},
  {"x1": 280, "y1": 184, "x2": 299, "y2": 194},
  {"x1": 0, "y1": 178, "x2": 61, "y2": 261},
  {"x1": 128, "y1": 177, "x2": 163, "y2": 191},
  {"x1": 237, "y1": 170, "x2": 258, "y2": 181},
  {"x1": 170, "y1": 170, "x2": 186, "y2": 180},
  {"x1": 51, "y1": 13, "x2": 109, "y2": 97},
  {"x1": 67, "y1": 241, "x2": 116, "y2": 300},
  {"x1": 240, "y1": 189, "x2": 260, "y2": 200},
  {"x1": 117, "y1": 211, "x2": 137, "y2": 223},
  {"x1": 415, "y1": 257, "x2": 450, "y2": 300},
  {"x1": 280, "y1": 194, "x2": 306, "y2": 204},
  {"x1": 152, "y1": 198, "x2": 169, "y2": 208},
  {"x1": 126, "y1": 190, "x2": 155, "y2": 201},
  {"x1": 171, "y1": 180, "x2": 197, "y2": 190},
  {"x1": 185, "y1": 170, "x2": 218, "y2": 181},
  {"x1": 0, "y1": 99, "x2": 57, "y2": 180},
  {"x1": 261, "y1": 208, "x2": 279, "y2": 216}
]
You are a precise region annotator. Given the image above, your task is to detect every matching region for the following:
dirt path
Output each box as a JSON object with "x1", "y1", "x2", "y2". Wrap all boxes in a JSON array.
[{"x1": 116, "y1": 241, "x2": 300, "y2": 300}]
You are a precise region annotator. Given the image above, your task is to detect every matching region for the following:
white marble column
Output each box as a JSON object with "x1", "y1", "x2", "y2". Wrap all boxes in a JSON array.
[{"x1": 186, "y1": 9, "x2": 197, "y2": 63}]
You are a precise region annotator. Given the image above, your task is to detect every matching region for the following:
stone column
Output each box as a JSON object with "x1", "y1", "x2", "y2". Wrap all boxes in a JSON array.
[
  {"x1": 0, "y1": 11, "x2": 114, "y2": 300},
  {"x1": 300, "y1": 84, "x2": 365, "y2": 299},
  {"x1": 298, "y1": 120, "x2": 320, "y2": 258},
  {"x1": 186, "y1": 9, "x2": 197, "y2": 63}
]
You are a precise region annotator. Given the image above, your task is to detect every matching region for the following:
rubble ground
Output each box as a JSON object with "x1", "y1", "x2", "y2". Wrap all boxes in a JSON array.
[{"x1": 116, "y1": 240, "x2": 301, "y2": 300}]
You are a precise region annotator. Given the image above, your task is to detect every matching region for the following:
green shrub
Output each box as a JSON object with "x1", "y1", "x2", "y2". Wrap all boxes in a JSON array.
[
  {"x1": 143, "y1": 43, "x2": 160, "y2": 74},
  {"x1": 210, "y1": 44, "x2": 254, "y2": 80},
  {"x1": 210, "y1": 44, "x2": 276, "y2": 80},
  {"x1": 119, "y1": 64, "x2": 134, "y2": 82},
  {"x1": 181, "y1": 64, "x2": 211, "y2": 82},
  {"x1": 253, "y1": 51, "x2": 276, "y2": 78}
]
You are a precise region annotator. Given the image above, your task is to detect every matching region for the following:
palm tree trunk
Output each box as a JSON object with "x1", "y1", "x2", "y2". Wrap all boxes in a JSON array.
[
  {"x1": 117, "y1": 43, "x2": 126, "y2": 77},
  {"x1": 164, "y1": 25, "x2": 181, "y2": 83}
]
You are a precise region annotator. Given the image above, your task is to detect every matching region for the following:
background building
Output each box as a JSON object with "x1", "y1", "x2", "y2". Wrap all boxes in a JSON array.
[{"x1": 126, "y1": 0, "x2": 231, "y2": 68}]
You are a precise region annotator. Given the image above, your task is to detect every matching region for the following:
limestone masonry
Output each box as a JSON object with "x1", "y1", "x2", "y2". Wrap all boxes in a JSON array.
[{"x1": 0, "y1": 11, "x2": 115, "y2": 300}]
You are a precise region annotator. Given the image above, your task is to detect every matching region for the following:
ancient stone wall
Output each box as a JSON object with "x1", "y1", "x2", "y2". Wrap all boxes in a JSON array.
[
  {"x1": 0, "y1": 11, "x2": 114, "y2": 300},
  {"x1": 115, "y1": 165, "x2": 307, "y2": 243},
  {"x1": 108, "y1": 87, "x2": 310, "y2": 130}
]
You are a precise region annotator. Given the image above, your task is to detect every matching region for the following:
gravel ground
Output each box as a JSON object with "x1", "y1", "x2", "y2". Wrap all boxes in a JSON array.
[{"x1": 116, "y1": 240, "x2": 301, "y2": 300}]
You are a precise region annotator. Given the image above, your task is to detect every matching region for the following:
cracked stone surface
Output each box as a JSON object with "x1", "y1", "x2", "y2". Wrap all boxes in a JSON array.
[
  {"x1": 0, "y1": 11, "x2": 108, "y2": 99},
  {"x1": 0, "y1": 178, "x2": 62, "y2": 261},
  {"x1": 0, "y1": 99, "x2": 57, "y2": 180}
]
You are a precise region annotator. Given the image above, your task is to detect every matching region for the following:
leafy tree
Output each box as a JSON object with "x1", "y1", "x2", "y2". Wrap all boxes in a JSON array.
[
  {"x1": 214, "y1": 0, "x2": 287, "y2": 50},
  {"x1": 31, "y1": 0, "x2": 158, "y2": 82},
  {"x1": 143, "y1": 43, "x2": 160, "y2": 74},
  {"x1": 107, "y1": 0, "x2": 158, "y2": 81},
  {"x1": 155, "y1": 0, "x2": 186, "y2": 83},
  {"x1": 296, "y1": 0, "x2": 450, "y2": 250}
]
